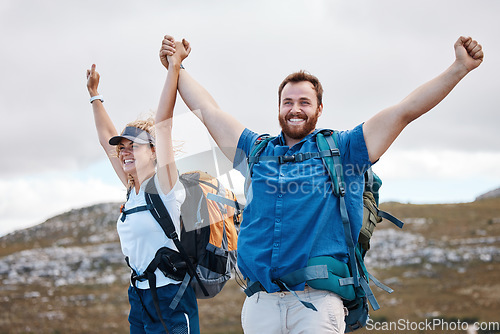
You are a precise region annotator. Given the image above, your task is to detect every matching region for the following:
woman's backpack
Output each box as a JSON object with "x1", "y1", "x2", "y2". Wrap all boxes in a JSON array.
[{"x1": 122, "y1": 171, "x2": 242, "y2": 332}]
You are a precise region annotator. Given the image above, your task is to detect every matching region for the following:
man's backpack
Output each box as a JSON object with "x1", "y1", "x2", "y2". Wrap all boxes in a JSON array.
[
  {"x1": 121, "y1": 171, "x2": 242, "y2": 332},
  {"x1": 245, "y1": 129, "x2": 404, "y2": 332}
]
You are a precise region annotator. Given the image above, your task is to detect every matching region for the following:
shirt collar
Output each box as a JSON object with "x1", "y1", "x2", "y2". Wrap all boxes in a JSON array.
[{"x1": 277, "y1": 128, "x2": 321, "y2": 147}]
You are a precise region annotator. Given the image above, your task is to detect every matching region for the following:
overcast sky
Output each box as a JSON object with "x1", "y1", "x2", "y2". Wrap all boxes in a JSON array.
[{"x1": 1, "y1": 0, "x2": 499, "y2": 236}]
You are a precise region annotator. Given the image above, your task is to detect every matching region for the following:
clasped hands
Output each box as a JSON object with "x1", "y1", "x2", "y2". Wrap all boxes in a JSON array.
[{"x1": 160, "y1": 35, "x2": 191, "y2": 69}]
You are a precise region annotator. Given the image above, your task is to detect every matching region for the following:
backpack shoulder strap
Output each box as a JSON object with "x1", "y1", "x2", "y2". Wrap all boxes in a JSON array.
[
  {"x1": 248, "y1": 134, "x2": 274, "y2": 167},
  {"x1": 244, "y1": 134, "x2": 274, "y2": 195},
  {"x1": 315, "y1": 129, "x2": 344, "y2": 197},
  {"x1": 144, "y1": 177, "x2": 178, "y2": 239},
  {"x1": 315, "y1": 130, "x2": 361, "y2": 287},
  {"x1": 364, "y1": 168, "x2": 375, "y2": 192}
]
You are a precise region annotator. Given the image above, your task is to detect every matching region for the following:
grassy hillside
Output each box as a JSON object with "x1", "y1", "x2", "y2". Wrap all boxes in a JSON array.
[
  {"x1": 380, "y1": 198, "x2": 500, "y2": 241},
  {"x1": 359, "y1": 198, "x2": 500, "y2": 333},
  {"x1": 1, "y1": 198, "x2": 499, "y2": 333}
]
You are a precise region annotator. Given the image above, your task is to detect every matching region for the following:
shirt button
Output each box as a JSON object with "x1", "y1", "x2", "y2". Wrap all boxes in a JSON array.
[
  {"x1": 278, "y1": 194, "x2": 282, "y2": 198},
  {"x1": 276, "y1": 219, "x2": 280, "y2": 223},
  {"x1": 280, "y1": 173, "x2": 284, "y2": 177},
  {"x1": 274, "y1": 243, "x2": 279, "y2": 248}
]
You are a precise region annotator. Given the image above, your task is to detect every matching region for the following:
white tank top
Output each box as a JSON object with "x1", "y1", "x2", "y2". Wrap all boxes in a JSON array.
[{"x1": 117, "y1": 175, "x2": 186, "y2": 289}]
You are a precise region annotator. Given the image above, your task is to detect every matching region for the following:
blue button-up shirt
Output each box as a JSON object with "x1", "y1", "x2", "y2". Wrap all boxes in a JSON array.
[{"x1": 233, "y1": 124, "x2": 371, "y2": 293}]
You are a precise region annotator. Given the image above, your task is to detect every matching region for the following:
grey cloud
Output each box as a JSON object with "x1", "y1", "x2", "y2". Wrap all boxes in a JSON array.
[{"x1": 1, "y1": 0, "x2": 499, "y2": 180}]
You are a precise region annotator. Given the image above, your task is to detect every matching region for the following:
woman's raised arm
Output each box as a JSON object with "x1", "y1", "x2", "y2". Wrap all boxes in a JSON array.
[{"x1": 86, "y1": 64, "x2": 128, "y2": 187}]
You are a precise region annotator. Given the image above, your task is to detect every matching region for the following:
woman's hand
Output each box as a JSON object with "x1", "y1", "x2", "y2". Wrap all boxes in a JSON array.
[{"x1": 86, "y1": 64, "x2": 100, "y2": 96}]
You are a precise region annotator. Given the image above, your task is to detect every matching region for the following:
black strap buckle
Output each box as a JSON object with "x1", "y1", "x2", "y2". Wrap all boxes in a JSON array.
[
  {"x1": 272, "y1": 279, "x2": 288, "y2": 292},
  {"x1": 294, "y1": 153, "x2": 305, "y2": 162},
  {"x1": 279, "y1": 155, "x2": 295, "y2": 164},
  {"x1": 168, "y1": 231, "x2": 179, "y2": 240},
  {"x1": 131, "y1": 271, "x2": 148, "y2": 283}
]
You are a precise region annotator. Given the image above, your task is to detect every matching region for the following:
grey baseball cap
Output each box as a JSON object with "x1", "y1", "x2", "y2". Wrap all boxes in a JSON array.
[{"x1": 109, "y1": 126, "x2": 155, "y2": 146}]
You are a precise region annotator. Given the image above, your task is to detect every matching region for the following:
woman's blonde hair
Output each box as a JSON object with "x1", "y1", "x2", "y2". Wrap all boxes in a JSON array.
[
  {"x1": 118, "y1": 117, "x2": 156, "y2": 194},
  {"x1": 119, "y1": 113, "x2": 183, "y2": 196},
  {"x1": 124, "y1": 118, "x2": 157, "y2": 144}
]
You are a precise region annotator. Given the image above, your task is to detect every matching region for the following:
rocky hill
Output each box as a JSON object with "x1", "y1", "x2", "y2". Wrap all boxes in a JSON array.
[
  {"x1": 1, "y1": 198, "x2": 500, "y2": 333},
  {"x1": 0, "y1": 203, "x2": 128, "y2": 287},
  {"x1": 476, "y1": 187, "x2": 500, "y2": 201}
]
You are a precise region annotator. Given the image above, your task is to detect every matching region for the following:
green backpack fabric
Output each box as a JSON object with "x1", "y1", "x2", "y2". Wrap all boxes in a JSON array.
[{"x1": 244, "y1": 129, "x2": 404, "y2": 332}]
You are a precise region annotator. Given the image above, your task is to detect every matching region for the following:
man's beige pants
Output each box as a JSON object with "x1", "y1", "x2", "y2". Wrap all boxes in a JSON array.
[{"x1": 241, "y1": 285, "x2": 347, "y2": 333}]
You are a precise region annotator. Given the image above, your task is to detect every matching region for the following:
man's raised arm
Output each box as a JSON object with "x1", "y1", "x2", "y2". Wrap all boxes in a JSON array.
[
  {"x1": 160, "y1": 35, "x2": 245, "y2": 162},
  {"x1": 363, "y1": 36, "x2": 484, "y2": 163}
]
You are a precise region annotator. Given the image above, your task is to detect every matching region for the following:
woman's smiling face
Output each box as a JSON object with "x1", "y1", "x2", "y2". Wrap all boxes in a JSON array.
[{"x1": 117, "y1": 138, "x2": 156, "y2": 176}]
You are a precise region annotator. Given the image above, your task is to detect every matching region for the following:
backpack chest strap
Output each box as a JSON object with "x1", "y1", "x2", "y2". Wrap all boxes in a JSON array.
[
  {"x1": 247, "y1": 149, "x2": 339, "y2": 164},
  {"x1": 120, "y1": 204, "x2": 154, "y2": 222}
]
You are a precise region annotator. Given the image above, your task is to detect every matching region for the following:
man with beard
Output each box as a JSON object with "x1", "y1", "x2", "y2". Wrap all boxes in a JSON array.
[{"x1": 160, "y1": 35, "x2": 483, "y2": 333}]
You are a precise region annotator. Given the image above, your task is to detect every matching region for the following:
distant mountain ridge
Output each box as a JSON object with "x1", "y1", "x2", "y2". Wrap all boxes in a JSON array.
[{"x1": 476, "y1": 187, "x2": 500, "y2": 201}]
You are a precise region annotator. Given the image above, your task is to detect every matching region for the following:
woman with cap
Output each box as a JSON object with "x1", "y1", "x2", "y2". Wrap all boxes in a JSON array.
[{"x1": 86, "y1": 39, "x2": 199, "y2": 334}]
